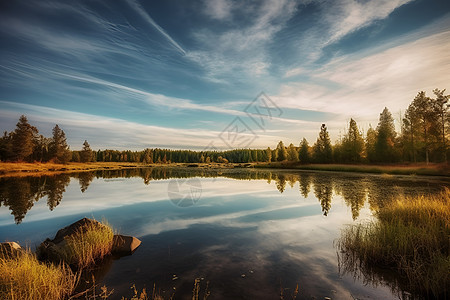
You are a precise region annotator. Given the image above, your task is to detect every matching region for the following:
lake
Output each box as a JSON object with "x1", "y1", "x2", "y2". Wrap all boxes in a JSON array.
[{"x1": 0, "y1": 168, "x2": 448, "y2": 299}]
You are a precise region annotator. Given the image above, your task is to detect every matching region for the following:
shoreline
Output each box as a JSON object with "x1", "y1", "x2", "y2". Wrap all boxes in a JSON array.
[{"x1": 0, "y1": 161, "x2": 448, "y2": 177}]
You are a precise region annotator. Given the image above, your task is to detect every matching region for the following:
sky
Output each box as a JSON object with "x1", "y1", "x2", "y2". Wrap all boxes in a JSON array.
[{"x1": 1, "y1": 0, "x2": 449, "y2": 151}]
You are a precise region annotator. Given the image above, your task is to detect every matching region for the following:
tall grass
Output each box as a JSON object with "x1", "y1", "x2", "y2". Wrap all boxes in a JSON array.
[
  {"x1": 337, "y1": 189, "x2": 450, "y2": 298},
  {"x1": 60, "y1": 220, "x2": 114, "y2": 269},
  {"x1": 0, "y1": 250, "x2": 77, "y2": 300}
]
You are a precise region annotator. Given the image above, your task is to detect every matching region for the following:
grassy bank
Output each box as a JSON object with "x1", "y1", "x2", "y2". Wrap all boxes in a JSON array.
[
  {"x1": 0, "y1": 250, "x2": 77, "y2": 300},
  {"x1": 0, "y1": 162, "x2": 149, "y2": 177},
  {"x1": 255, "y1": 162, "x2": 449, "y2": 176},
  {"x1": 337, "y1": 189, "x2": 450, "y2": 298}
]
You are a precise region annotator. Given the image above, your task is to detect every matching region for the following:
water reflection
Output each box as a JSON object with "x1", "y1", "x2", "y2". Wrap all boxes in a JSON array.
[
  {"x1": 1, "y1": 168, "x2": 448, "y2": 299},
  {"x1": 0, "y1": 175, "x2": 69, "y2": 223},
  {"x1": 0, "y1": 168, "x2": 447, "y2": 225}
]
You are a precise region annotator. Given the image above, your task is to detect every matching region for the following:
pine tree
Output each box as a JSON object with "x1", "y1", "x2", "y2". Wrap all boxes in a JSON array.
[
  {"x1": 432, "y1": 88, "x2": 449, "y2": 162},
  {"x1": 313, "y1": 124, "x2": 332, "y2": 163},
  {"x1": 375, "y1": 107, "x2": 397, "y2": 162},
  {"x1": 299, "y1": 138, "x2": 310, "y2": 164},
  {"x1": 12, "y1": 115, "x2": 38, "y2": 161},
  {"x1": 276, "y1": 141, "x2": 287, "y2": 161},
  {"x1": 342, "y1": 118, "x2": 364, "y2": 162},
  {"x1": 80, "y1": 140, "x2": 94, "y2": 162},
  {"x1": 49, "y1": 125, "x2": 71, "y2": 163},
  {"x1": 287, "y1": 143, "x2": 299, "y2": 162},
  {"x1": 0, "y1": 131, "x2": 13, "y2": 161},
  {"x1": 265, "y1": 147, "x2": 272, "y2": 162},
  {"x1": 365, "y1": 126, "x2": 377, "y2": 162}
]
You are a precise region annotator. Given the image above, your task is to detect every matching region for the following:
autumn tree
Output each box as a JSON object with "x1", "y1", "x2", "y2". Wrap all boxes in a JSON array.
[
  {"x1": 142, "y1": 148, "x2": 153, "y2": 164},
  {"x1": 12, "y1": 115, "x2": 38, "y2": 161},
  {"x1": 80, "y1": 140, "x2": 94, "y2": 162},
  {"x1": 313, "y1": 124, "x2": 332, "y2": 163},
  {"x1": 298, "y1": 138, "x2": 309, "y2": 164},
  {"x1": 49, "y1": 125, "x2": 71, "y2": 163}
]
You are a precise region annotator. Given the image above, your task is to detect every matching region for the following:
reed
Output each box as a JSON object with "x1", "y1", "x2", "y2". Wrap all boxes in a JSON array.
[
  {"x1": 338, "y1": 189, "x2": 450, "y2": 298},
  {"x1": 60, "y1": 220, "x2": 114, "y2": 269},
  {"x1": 0, "y1": 250, "x2": 77, "y2": 300}
]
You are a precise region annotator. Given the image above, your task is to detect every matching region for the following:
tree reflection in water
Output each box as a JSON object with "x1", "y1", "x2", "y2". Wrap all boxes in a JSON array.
[{"x1": 0, "y1": 168, "x2": 446, "y2": 225}]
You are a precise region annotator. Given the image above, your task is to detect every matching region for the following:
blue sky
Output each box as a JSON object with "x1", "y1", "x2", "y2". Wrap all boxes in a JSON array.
[{"x1": 1, "y1": 0, "x2": 449, "y2": 150}]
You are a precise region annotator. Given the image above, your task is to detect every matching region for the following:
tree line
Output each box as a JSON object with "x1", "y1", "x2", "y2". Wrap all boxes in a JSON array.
[{"x1": 0, "y1": 89, "x2": 448, "y2": 164}]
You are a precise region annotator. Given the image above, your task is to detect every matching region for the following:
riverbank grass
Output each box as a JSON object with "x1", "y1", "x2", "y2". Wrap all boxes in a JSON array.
[
  {"x1": 0, "y1": 250, "x2": 77, "y2": 300},
  {"x1": 61, "y1": 220, "x2": 114, "y2": 269},
  {"x1": 338, "y1": 189, "x2": 450, "y2": 298}
]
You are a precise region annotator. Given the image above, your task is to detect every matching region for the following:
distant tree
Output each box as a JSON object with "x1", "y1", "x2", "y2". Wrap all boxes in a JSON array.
[
  {"x1": 287, "y1": 143, "x2": 299, "y2": 162},
  {"x1": 32, "y1": 135, "x2": 51, "y2": 162},
  {"x1": 432, "y1": 88, "x2": 449, "y2": 162},
  {"x1": 272, "y1": 149, "x2": 278, "y2": 162},
  {"x1": 299, "y1": 138, "x2": 310, "y2": 164},
  {"x1": 142, "y1": 148, "x2": 153, "y2": 164},
  {"x1": 375, "y1": 108, "x2": 397, "y2": 162},
  {"x1": 49, "y1": 125, "x2": 71, "y2": 163},
  {"x1": 72, "y1": 151, "x2": 80, "y2": 162},
  {"x1": 0, "y1": 131, "x2": 13, "y2": 161},
  {"x1": 80, "y1": 140, "x2": 94, "y2": 162},
  {"x1": 265, "y1": 147, "x2": 272, "y2": 162},
  {"x1": 276, "y1": 141, "x2": 288, "y2": 161},
  {"x1": 341, "y1": 118, "x2": 365, "y2": 162},
  {"x1": 365, "y1": 126, "x2": 377, "y2": 162},
  {"x1": 199, "y1": 154, "x2": 205, "y2": 163},
  {"x1": 205, "y1": 156, "x2": 211, "y2": 163},
  {"x1": 313, "y1": 124, "x2": 332, "y2": 163},
  {"x1": 12, "y1": 115, "x2": 38, "y2": 161}
]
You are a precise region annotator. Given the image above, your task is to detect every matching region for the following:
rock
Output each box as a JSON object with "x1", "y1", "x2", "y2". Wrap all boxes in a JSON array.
[
  {"x1": 0, "y1": 242, "x2": 24, "y2": 259},
  {"x1": 37, "y1": 218, "x2": 107, "y2": 264},
  {"x1": 53, "y1": 218, "x2": 106, "y2": 244},
  {"x1": 37, "y1": 218, "x2": 141, "y2": 266},
  {"x1": 111, "y1": 235, "x2": 141, "y2": 256}
]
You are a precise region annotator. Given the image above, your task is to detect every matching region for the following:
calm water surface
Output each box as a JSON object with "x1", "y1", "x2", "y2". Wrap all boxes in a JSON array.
[{"x1": 0, "y1": 168, "x2": 448, "y2": 299}]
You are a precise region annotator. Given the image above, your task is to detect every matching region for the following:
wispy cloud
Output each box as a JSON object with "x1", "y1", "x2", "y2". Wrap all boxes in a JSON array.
[
  {"x1": 203, "y1": 0, "x2": 233, "y2": 21},
  {"x1": 125, "y1": 0, "x2": 186, "y2": 55},
  {"x1": 188, "y1": 0, "x2": 298, "y2": 80},
  {"x1": 275, "y1": 21, "x2": 450, "y2": 137},
  {"x1": 322, "y1": 0, "x2": 414, "y2": 46}
]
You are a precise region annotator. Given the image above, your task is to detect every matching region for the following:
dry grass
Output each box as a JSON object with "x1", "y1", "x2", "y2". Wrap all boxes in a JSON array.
[
  {"x1": 0, "y1": 250, "x2": 77, "y2": 300},
  {"x1": 257, "y1": 162, "x2": 449, "y2": 176},
  {"x1": 119, "y1": 279, "x2": 210, "y2": 300},
  {"x1": 337, "y1": 189, "x2": 450, "y2": 298},
  {"x1": 60, "y1": 221, "x2": 114, "y2": 269},
  {"x1": 0, "y1": 162, "x2": 149, "y2": 178}
]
